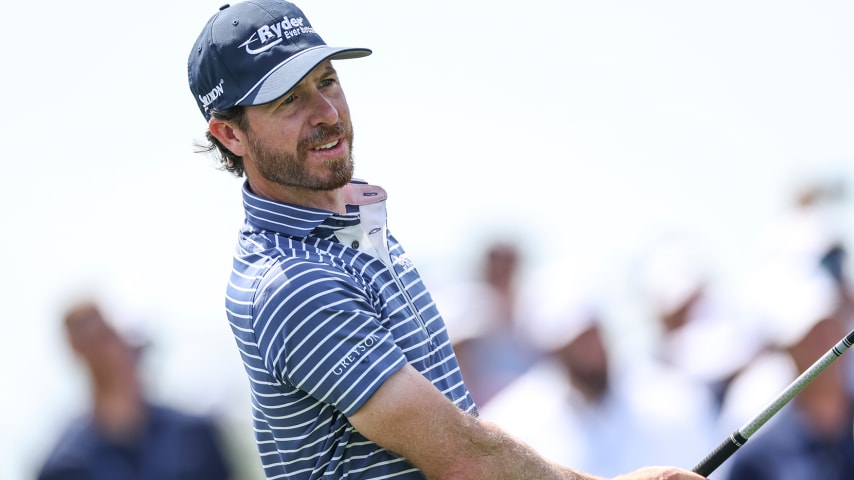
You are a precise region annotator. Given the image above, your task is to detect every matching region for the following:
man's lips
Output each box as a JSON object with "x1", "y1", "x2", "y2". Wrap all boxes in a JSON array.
[{"x1": 311, "y1": 139, "x2": 340, "y2": 151}]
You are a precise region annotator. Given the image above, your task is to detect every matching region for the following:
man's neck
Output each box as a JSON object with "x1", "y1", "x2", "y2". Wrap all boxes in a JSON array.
[
  {"x1": 248, "y1": 179, "x2": 346, "y2": 213},
  {"x1": 91, "y1": 380, "x2": 147, "y2": 440}
]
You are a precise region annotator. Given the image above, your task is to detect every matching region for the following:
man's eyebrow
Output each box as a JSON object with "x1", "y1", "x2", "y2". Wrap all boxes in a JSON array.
[{"x1": 320, "y1": 63, "x2": 338, "y2": 76}]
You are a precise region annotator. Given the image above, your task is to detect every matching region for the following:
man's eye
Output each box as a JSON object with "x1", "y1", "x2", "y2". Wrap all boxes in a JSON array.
[
  {"x1": 319, "y1": 79, "x2": 335, "y2": 87},
  {"x1": 282, "y1": 94, "x2": 296, "y2": 105}
]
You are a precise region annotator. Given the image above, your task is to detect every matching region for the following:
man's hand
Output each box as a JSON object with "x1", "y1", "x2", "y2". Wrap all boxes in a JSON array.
[{"x1": 613, "y1": 467, "x2": 706, "y2": 480}]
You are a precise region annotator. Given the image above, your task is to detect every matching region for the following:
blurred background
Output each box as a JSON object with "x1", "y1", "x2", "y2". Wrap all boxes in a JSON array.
[{"x1": 4, "y1": 0, "x2": 854, "y2": 479}]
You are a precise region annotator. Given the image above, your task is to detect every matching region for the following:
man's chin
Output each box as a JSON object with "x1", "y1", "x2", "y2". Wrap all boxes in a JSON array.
[{"x1": 305, "y1": 170, "x2": 353, "y2": 191}]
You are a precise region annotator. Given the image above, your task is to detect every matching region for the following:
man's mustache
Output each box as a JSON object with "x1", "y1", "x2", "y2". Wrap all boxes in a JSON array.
[{"x1": 299, "y1": 122, "x2": 351, "y2": 149}]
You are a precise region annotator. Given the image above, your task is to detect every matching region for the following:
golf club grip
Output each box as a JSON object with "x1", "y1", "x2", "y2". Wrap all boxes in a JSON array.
[{"x1": 692, "y1": 431, "x2": 747, "y2": 476}]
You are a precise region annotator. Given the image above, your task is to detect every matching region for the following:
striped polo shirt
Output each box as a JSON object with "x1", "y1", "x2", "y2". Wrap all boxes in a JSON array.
[{"x1": 225, "y1": 180, "x2": 476, "y2": 480}]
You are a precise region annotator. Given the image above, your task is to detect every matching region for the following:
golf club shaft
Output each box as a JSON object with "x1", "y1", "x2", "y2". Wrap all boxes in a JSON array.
[{"x1": 692, "y1": 328, "x2": 854, "y2": 476}]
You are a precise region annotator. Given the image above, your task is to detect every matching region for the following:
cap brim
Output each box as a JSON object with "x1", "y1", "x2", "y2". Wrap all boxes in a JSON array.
[{"x1": 237, "y1": 45, "x2": 371, "y2": 107}]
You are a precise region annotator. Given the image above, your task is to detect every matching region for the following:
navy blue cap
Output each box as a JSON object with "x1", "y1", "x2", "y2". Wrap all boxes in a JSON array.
[{"x1": 188, "y1": 0, "x2": 371, "y2": 121}]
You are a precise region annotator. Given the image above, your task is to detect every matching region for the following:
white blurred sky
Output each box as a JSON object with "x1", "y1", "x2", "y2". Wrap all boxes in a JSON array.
[{"x1": 3, "y1": 1, "x2": 854, "y2": 478}]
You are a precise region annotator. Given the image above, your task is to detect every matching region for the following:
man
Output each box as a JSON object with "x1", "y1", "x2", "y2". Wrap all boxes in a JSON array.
[
  {"x1": 480, "y1": 294, "x2": 718, "y2": 477},
  {"x1": 187, "y1": 1, "x2": 707, "y2": 479},
  {"x1": 720, "y1": 264, "x2": 854, "y2": 480},
  {"x1": 36, "y1": 301, "x2": 233, "y2": 480},
  {"x1": 435, "y1": 240, "x2": 542, "y2": 408}
]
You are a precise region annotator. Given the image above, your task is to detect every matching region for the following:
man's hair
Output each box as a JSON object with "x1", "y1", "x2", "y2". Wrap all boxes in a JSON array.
[{"x1": 196, "y1": 105, "x2": 249, "y2": 177}]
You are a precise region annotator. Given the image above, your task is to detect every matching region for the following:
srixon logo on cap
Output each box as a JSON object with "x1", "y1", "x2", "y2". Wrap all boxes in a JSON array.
[
  {"x1": 200, "y1": 79, "x2": 226, "y2": 112},
  {"x1": 239, "y1": 16, "x2": 314, "y2": 54}
]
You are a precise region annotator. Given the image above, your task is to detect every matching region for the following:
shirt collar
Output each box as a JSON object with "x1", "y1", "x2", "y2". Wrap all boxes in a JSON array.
[{"x1": 241, "y1": 179, "x2": 387, "y2": 238}]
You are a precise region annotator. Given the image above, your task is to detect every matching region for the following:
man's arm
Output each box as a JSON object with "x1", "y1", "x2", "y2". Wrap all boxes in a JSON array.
[{"x1": 348, "y1": 364, "x2": 705, "y2": 480}]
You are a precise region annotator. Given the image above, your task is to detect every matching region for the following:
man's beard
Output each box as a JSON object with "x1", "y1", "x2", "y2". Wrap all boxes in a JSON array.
[
  {"x1": 569, "y1": 365, "x2": 609, "y2": 400},
  {"x1": 248, "y1": 121, "x2": 355, "y2": 191}
]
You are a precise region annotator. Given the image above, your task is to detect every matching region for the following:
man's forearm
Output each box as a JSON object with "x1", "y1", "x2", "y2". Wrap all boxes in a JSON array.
[{"x1": 440, "y1": 415, "x2": 602, "y2": 480}]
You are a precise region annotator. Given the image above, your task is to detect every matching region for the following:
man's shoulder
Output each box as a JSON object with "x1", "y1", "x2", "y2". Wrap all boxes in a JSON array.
[
  {"x1": 38, "y1": 416, "x2": 98, "y2": 473},
  {"x1": 146, "y1": 404, "x2": 223, "y2": 438},
  {"x1": 230, "y1": 234, "x2": 341, "y2": 287}
]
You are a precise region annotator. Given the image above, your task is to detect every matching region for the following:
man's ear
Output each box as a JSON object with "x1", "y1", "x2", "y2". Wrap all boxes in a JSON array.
[{"x1": 209, "y1": 117, "x2": 248, "y2": 157}]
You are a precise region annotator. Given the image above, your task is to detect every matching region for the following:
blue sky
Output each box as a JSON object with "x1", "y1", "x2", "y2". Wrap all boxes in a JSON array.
[{"x1": 3, "y1": 1, "x2": 854, "y2": 478}]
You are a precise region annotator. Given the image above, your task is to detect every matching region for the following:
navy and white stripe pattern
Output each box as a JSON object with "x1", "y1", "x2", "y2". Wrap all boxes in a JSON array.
[{"x1": 225, "y1": 181, "x2": 475, "y2": 479}]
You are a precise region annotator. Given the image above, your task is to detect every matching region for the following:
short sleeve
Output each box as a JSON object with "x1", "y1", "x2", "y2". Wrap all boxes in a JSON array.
[{"x1": 253, "y1": 260, "x2": 407, "y2": 415}]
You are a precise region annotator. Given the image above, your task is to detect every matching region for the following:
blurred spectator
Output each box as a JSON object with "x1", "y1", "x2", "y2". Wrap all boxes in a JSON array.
[
  {"x1": 721, "y1": 263, "x2": 854, "y2": 480},
  {"x1": 634, "y1": 235, "x2": 763, "y2": 409},
  {"x1": 479, "y1": 290, "x2": 718, "y2": 477},
  {"x1": 35, "y1": 300, "x2": 234, "y2": 480},
  {"x1": 433, "y1": 240, "x2": 541, "y2": 407},
  {"x1": 753, "y1": 172, "x2": 853, "y2": 324},
  {"x1": 756, "y1": 171, "x2": 848, "y2": 268},
  {"x1": 739, "y1": 170, "x2": 854, "y2": 391}
]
